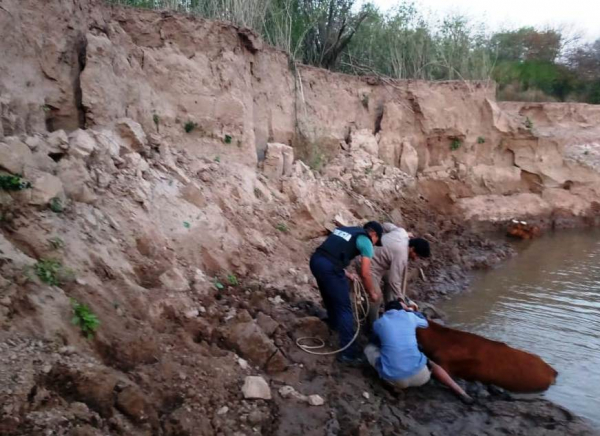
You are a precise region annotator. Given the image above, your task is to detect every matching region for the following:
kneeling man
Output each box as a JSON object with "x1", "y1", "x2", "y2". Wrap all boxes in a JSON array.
[{"x1": 364, "y1": 300, "x2": 473, "y2": 403}]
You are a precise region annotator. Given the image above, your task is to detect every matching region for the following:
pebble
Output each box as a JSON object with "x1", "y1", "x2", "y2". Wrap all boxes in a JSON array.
[
  {"x1": 268, "y1": 296, "x2": 284, "y2": 305},
  {"x1": 217, "y1": 406, "x2": 229, "y2": 415},
  {"x1": 363, "y1": 392, "x2": 370, "y2": 400},
  {"x1": 241, "y1": 376, "x2": 271, "y2": 400},
  {"x1": 247, "y1": 410, "x2": 263, "y2": 425},
  {"x1": 308, "y1": 395, "x2": 325, "y2": 406},
  {"x1": 59, "y1": 346, "x2": 77, "y2": 356}
]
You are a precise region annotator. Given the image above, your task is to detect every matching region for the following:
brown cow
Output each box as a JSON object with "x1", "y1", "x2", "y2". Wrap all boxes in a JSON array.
[
  {"x1": 416, "y1": 320, "x2": 558, "y2": 393},
  {"x1": 507, "y1": 220, "x2": 542, "y2": 240}
]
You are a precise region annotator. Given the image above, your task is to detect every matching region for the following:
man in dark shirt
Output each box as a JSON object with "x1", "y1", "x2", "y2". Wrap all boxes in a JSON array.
[{"x1": 310, "y1": 221, "x2": 383, "y2": 363}]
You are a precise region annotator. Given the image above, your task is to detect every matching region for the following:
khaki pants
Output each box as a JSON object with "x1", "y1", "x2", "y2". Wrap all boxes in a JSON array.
[{"x1": 364, "y1": 344, "x2": 431, "y2": 389}]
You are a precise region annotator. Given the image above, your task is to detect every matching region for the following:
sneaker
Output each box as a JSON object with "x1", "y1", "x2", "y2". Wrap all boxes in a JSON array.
[{"x1": 336, "y1": 354, "x2": 367, "y2": 367}]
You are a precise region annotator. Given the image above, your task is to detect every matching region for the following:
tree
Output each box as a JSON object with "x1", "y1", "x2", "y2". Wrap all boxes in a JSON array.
[
  {"x1": 301, "y1": 0, "x2": 369, "y2": 69},
  {"x1": 491, "y1": 27, "x2": 562, "y2": 63}
]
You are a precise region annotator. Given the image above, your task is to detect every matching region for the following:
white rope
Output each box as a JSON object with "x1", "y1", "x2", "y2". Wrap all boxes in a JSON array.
[{"x1": 296, "y1": 279, "x2": 370, "y2": 355}]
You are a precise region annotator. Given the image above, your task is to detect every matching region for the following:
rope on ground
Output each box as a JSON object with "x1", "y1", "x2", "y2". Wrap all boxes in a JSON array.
[{"x1": 296, "y1": 279, "x2": 370, "y2": 355}]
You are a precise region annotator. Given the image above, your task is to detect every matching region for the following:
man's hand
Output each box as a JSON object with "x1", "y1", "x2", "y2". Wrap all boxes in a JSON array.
[
  {"x1": 369, "y1": 290, "x2": 382, "y2": 303},
  {"x1": 345, "y1": 271, "x2": 359, "y2": 282},
  {"x1": 400, "y1": 301, "x2": 413, "y2": 311}
]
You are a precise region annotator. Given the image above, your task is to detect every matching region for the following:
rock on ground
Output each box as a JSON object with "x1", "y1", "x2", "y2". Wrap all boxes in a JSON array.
[{"x1": 242, "y1": 376, "x2": 271, "y2": 400}]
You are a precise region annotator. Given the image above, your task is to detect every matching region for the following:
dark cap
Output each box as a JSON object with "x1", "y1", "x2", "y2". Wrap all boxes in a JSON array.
[{"x1": 363, "y1": 221, "x2": 383, "y2": 246}]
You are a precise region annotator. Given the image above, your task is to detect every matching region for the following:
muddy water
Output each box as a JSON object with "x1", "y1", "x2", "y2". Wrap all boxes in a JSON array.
[{"x1": 439, "y1": 229, "x2": 600, "y2": 428}]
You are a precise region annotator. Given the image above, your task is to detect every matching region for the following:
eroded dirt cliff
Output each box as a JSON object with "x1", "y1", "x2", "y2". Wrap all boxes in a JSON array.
[{"x1": 1, "y1": 1, "x2": 600, "y2": 435}]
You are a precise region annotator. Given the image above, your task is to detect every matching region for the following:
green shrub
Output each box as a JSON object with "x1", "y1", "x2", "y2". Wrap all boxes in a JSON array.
[
  {"x1": 71, "y1": 299, "x2": 100, "y2": 339},
  {"x1": 276, "y1": 222, "x2": 289, "y2": 233},
  {"x1": 49, "y1": 197, "x2": 64, "y2": 213},
  {"x1": 33, "y1": 259, "x2": 73, "y2": 286},
  {"x1": 524, "y1": 117, "x2": 534, "y2": 129},
  {"x1": 224, "y1": 134, "x2": 233, "y2": 144},
  {"x1": 214, "y1": 278, "x2": 224, "y2": 290},
  {"x1": 227, "y1": 273, "x2": 238, "y2": 286},
  {"x1": 184, "y1": 121, "x2": 198, "y2": 133},
  {"x1": 477, "y1": 136, "x2": 486, "y2": 144},
  {"x1": 0, "y1": 174, "x2": 31, "y2": 191},
  {"x1": 450, "y1": 139, "x2": 462, "y2": 151}
]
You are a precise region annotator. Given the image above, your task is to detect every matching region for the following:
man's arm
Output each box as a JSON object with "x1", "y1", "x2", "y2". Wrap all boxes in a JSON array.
[
  {"x1": 345, "y1": 258, "x2": 360, "y2": 282},
  {"x1": 360, "y1": 257, "x2": 381, "y2": 302},
  {"x1": 412, "y1": 311, "x2": 429, "y2": 329}
]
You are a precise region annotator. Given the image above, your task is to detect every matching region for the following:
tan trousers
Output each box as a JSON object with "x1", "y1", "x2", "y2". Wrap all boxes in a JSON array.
[{"x1": 364, "y1": 344, "x2": 431, "y2": 389}]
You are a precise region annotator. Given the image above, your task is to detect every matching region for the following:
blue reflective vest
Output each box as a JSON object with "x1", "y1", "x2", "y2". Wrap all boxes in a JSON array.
[{"x1": 316, "y1": 226, "x2": 368, "y2": 269}]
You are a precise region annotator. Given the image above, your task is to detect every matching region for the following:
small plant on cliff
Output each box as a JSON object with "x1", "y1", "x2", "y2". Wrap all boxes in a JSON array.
[
  {"x1": 477, "y1": 136, "x2": 486, "y2": 144},
  {"x1": 361, "y1": 94, "x2": 369, "y2": 109},
  {"x1": 71, "y1": 299, "x2": 100, "y2": 339},
  {"x1": 214, "y1": 156, "x2": 221, "y2": 163},
  {"x1": 48, "y1": 236, "x2": 65, "y2": 250},
  {"x1": 450, "y1": 139, "x2": 462, "y2": 151},
  {"x1": 0, "y1": 174, "x2": 31, "y2": 191},
  {"x1": 153, "y1": 113, "x2": 160, "y2": 132},
  {"x1": 49, "y1": 197, "x2": 64, "y2": 213},
  {"x1": 227, "y1": 273, "x2": 239, "y2": 286},
  {"x1": 33, "y1": 259, "x2": 73, "y2": 286},
  {"x1": 184, "y1": 121, "x2": 198, "y2": 133},
  {"x1": 276, "y1": 222, "x2": 289, "y2": 233},
  {"x1": 224, "y1": 134, "x2": 233, "y2": 144},
  {"x1": 309, "y1": 152, "x2": 324, "y2": 171},
  {"x1": 214, "y1": 277, "x2": 225, "y2": 291},
  {"x1": 524, "y1": 117, "x2": 534, "y2": 130}
]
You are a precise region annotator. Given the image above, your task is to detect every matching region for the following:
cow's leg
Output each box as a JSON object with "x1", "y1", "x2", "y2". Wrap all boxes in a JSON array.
[{"x1": 429, "y1": 361, "x2": 474, "y2": 404}]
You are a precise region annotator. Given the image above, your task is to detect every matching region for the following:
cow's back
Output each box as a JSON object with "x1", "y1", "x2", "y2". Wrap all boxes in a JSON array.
[{"x1": 416, "y1": 321, "x2": 558, "y2": 393}]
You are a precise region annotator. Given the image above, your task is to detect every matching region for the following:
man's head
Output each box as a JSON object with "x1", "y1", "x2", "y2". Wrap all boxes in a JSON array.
[
  {"x1": 363, "y1": 221, "x2": 383, "y2": 246},
  {"x1": 384, "y1": 300, "x2": 404, "y2": 312},
  {"x1": 408, "y1": 237, "x2": 430, "y2": 261}
]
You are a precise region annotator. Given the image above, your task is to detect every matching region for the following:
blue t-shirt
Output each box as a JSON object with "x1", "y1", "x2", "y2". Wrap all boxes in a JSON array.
[{"x1": 372, "y1": 310, "x2": 429, "y2": 381}]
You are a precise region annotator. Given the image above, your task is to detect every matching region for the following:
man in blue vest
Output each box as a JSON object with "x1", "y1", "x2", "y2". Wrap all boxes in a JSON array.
[{"x1": 309, "y1": 221, "x2": 384, "y2": 364}]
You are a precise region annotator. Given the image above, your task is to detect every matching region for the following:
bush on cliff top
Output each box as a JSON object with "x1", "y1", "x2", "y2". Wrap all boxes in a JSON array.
[{"x1": 107, "y1": 0, "x2": 600, "y2": 104}]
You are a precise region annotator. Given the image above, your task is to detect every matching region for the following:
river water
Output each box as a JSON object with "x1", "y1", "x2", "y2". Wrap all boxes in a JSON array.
[{"x1": 439, "y1": 228, "x2": 600, "y2": 428}]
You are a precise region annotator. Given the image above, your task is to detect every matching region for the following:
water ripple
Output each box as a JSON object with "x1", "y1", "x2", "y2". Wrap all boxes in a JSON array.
[{"x1": 440, "y1": 229, "x2": 600, "y2": 428}]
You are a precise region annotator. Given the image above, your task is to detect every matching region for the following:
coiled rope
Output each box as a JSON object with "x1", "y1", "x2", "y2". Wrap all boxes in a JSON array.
[{"x1": 296, "y1": 279, "x2": 370, "y2": 355}]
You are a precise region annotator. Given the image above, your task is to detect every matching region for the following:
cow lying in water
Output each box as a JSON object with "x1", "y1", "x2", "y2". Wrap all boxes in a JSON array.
[
  {"x1": 507, "y1": 219, "x2": 542, "y2": 240},
  {"x1": 416, "y1": 320, "x2": 558, "y2": 393}
]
